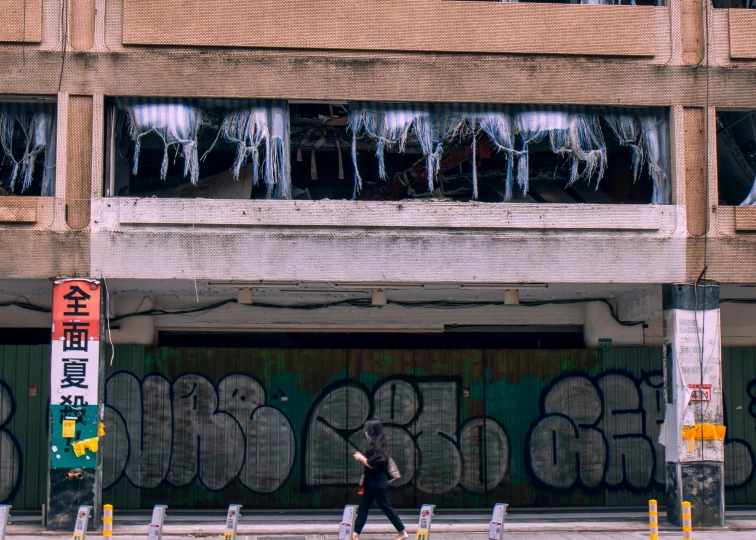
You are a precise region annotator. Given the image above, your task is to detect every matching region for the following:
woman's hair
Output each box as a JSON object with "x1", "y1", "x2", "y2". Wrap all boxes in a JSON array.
[{"x1": 364, "y1": 418, "x2": 391, "y2": 462}]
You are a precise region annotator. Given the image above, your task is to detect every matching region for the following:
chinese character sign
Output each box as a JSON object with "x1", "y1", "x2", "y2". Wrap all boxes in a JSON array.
[{"x1": 50, "y1": 279, "x2": 101, "y2": 469}]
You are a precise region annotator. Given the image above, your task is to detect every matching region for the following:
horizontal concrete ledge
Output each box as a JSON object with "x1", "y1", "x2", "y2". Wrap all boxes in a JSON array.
[
  {"x1": 123, "y1": 0, "x2": 658, "y2": 57},
  {"x1": 113, "y1": 199, "x2": 673, "y2": 232}
]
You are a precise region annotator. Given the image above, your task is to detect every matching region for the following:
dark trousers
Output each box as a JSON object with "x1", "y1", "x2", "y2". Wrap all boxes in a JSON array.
[{"x1": 354, "y1": 483, "x2": 405, "y2": 534}]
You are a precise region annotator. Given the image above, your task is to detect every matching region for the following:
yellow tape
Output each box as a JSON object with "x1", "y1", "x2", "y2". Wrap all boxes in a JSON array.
[
  {"x1": 71, "y1": 441, "x2": 86, "y2": 457},
  {"x1": 99, "y1": 423, "x2": 106, "y2": 437},
  {"x1": 681, "y1": 424, "x2": 726, "y2": 451},
  {"x1": 84, "y1": 438, "x2": 99, "y2": 453}
]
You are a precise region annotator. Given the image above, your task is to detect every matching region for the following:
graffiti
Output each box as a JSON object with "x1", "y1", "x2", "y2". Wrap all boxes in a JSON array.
[
  {"x1": 0, "y1": 381, "x2": 22, "y2": 503},
  {"x1": 103, "y1": 372, "x2": 295, "y2": 492},
  {"x1": 302, "y1": 376, "x2": 509, "y2": 494},
  {"x1": 725, "y1": 440, "x2": 754, "y2": 488},
  {"x1": 526, "y1": 371, "x2": 665, "y2": 492}
]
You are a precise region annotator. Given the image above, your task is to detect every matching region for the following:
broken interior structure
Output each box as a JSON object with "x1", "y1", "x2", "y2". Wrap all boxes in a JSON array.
[
  {"x1": 717, "y1": 110, "x2": 756, "y2": 206},
  {"x1": 109, "y1": 99, "x2": 671, "y2": 204},
  {"x1": 0, "y1": 101, "x2": 57, "y2": 197}
]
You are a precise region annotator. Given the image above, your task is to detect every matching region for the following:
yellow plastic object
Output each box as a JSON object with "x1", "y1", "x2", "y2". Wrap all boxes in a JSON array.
[
  {"x1": 84, "y1": 438, "x2": 99, "y2": 453},
  {"x1": 681, "y1": 424, "x2": 726, "y2": 451},
  {"x1": 71, "y1": 441, "x2": 86, "y2": 457},
  {"x1": 98, "y1": 422, "x2": 106, "y2": 437},
  {"x1": 62, "y1": 419, "x2": 76, "y2": 438}
]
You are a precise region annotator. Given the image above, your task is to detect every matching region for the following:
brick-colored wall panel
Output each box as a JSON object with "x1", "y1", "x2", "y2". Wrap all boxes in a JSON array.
[
  {"x1": 122, "y1": 0, "x2": 656, "y2": 57},
  {"x1": 684, "y1": 107, "x2": 707, "y2": 237},
  {"x1": 0, "y1": 0, "x2": 42, "y2": 43},
  {"x1": 681, "y1": 0, "x2": 704, "y2": 64},
  {"x1": 0, "y1": 198, "x2": 38, "y2": 223},
  {"x1": 735, "y1": 207, "x2": 756, "y2": 232},
  {"x1": 66, "y1": 96, "x2": 93, "y2": 231},
  {"x1": 70, "y1": 0, "x2": 96, "y2": 51},
  {"x1": 729, "y1": 9, "x2": 756, "y2": 59}
]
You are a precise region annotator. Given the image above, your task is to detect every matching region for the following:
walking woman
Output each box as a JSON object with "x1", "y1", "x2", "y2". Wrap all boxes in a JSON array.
[{"x1": 352, "y1": 418, "x2": 408, "y2": 540}]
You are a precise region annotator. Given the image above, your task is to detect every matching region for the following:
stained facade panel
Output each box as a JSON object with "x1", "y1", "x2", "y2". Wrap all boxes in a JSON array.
[{"x1": 122, "y1": 0, "x2": 656, "y2": 57}]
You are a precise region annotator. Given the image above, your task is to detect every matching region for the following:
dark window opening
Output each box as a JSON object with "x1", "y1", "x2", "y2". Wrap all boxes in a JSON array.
[
  {"x1": 716, "y1": 110, "x2": 756, "y2": 206},
  {"x1": 0, "y1": 101, "x2": 57, "y2": 197},
  {"x1": 108, "y1": 99, "x2": 669, "y2": 205},
  {"x1": 712, "y1": 0, "x2": 751, "y2": 8}
]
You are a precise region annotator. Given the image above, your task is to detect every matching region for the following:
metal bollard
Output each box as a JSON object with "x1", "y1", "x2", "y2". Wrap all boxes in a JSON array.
[
  {"x1": 488, "y1": 503, "x2": 507, "y2": 540},
  {"x1": 338, "y1": 505, "x2": 358, "y2": 540},
  {"x1": 103, "y1": 505, "x2": 113, "y2": 537},
  {"x1": 648, "y1": 500, "x2": 658, "y2": 540},
  {"x1": 0, "y1": 505, "x2": 10, "y2": 540},
  {"x1": 147, "y1": 505, "x2": 167, "y2": 540},
  {"x1": 415, "y1": 504, "x2": 435, "y2": 540},
  {"x1": 682, "y1": 501, "x2": 692, "y2": 540},
  {"x1": 222, "y1": 504, "x2": 242, "y2": 540},
  {"x1": 71, "y1": 506, "x2": 92, "y2": 540}
]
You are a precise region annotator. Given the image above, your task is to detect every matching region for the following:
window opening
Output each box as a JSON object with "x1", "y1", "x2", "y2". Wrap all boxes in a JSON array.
[
  {"x1": 716, "y1": 110, "x2": 756, "y2": 206},
  {"x1": 110, "y1": 99, "x2": 669, "y2": 204},
  {"x1": 0, "y1": 101, "x2": 57, "y2": 197},
  {"x1": 712, "y1": 0, "x2": 751, "y2": 8}
]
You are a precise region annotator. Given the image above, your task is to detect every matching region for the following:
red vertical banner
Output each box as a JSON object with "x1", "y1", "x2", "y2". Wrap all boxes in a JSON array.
[{"x1": 50, "y1": 278, "x2": 101, "y2": 469}]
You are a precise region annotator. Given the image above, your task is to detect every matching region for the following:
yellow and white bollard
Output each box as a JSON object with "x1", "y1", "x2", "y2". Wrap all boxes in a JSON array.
[
  {"x1": 648, "y1": 500, "x2": 658, "y2": 540},
  {"x1": 103, "y1": 505, "x2": 113, "y2": 537},
  {"x1": 682, "y1": 501, "x2": 693, "y2": 540}
]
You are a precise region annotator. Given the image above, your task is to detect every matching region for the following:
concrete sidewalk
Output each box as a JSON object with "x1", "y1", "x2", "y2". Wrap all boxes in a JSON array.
[
  {"x1": 5, "y1": 508, "x2": 756, "y2": 538},
  {"x1": 3, "y1": 533, "x2": 756, "y2": 540}
]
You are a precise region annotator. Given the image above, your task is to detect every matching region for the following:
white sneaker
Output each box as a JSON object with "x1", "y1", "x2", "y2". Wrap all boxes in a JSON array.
[{"x1": 394, "y1": 531, "x2": 408, "y2": 540}]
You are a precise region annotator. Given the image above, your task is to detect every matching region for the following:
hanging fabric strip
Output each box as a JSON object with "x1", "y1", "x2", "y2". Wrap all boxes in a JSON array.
[
  {"x1": 740, "y1": 115, "x2": 756, "y2": 206},
  {"x1": 214, "y1": 100, "x2": 291, "y2": 199},
  {"x1": 602, "y1": 112, "x2": 644, "y2": 182},
  {"x1": 349, "y1": 102, "x2": 667, "y2": 203},
  {"x1": 515, "y1": 105, "x2": 606, "y2": 196},
  {"x1": 639, "y1": 110, "x2": 672, "y2": 205},
  {"x1": 348, "y1": 102, "x2": 468, "y2": 197},
  {"x1": 0, "y1": 102, "x2": 57, "y2": 194},
  {"x1": 117, "y1": 97, "x2": 206, "y2": 185},
  {"x1": 473, "y1": 104, "x2": 518, "y2": 201},
  {"x1": 116, "y1": 98, "x2": 291, "y2": 198}
]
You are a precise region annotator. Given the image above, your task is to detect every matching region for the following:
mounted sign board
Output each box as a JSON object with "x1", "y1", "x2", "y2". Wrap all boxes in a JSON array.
[
  {"x1": 338, "y1": 505, "x2": 357, "y2": 540},
  {"x1": 50, "y1": 279, "x2": 102, "y2": 469},
  {"x1": 689, "y1": 384, "x2": 712, "y2": 402},
  {"x1": 223, "y1": 504, "x2": 242, "y2": 540},
  {"x1": 415, "y1": 504, "x2": 435, "y2": 540},
  {"x1": 147, "y1": 505, "x2": 167, "y2": 540},
  {"x1": 71, "y1": 506, "x2": 91, "y2": 540},
  {"x1": 488, "y1": 503, "x2": 508, "y2": 540}
]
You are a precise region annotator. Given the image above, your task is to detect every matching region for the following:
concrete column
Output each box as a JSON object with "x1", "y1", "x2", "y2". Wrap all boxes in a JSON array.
[
  {"x1": 662, "y1": 282, "x2": 724, "y2": 527},
  {"x1": 47, "y1": 279, "x2": 104, "y2": 531}
]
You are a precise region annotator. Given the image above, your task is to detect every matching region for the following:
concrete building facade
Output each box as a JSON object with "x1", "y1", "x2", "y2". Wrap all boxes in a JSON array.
[{"x1": 1, "y1": 0, "x2": 756, "y2": 532}]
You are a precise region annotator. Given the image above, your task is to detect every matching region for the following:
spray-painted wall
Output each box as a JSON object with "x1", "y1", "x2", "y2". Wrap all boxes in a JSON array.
[{"x1": 2, "y1": 346, "x2": 756, "y2": 510}]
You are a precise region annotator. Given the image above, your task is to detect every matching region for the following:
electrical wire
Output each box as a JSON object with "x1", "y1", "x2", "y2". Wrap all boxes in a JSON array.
[{"x1": 1, "y1": 296, "x2": 645, "y2": 326}]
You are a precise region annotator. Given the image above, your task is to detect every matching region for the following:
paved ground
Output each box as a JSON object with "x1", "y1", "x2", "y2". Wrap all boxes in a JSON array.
[
  {"x1": 4, "y1": 508, "x2": 755, "y2": 538},
  {"x1": 4, "y1": 533, "x2": 756, "y2": 539}
]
